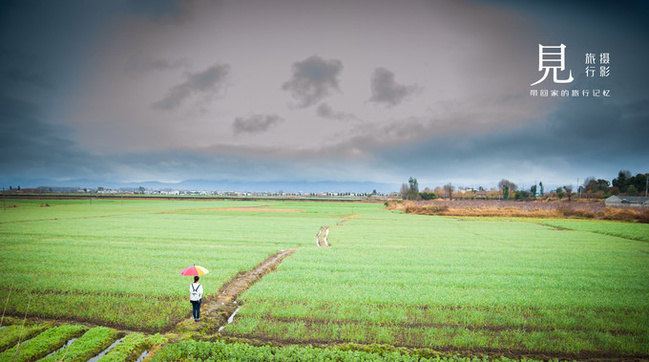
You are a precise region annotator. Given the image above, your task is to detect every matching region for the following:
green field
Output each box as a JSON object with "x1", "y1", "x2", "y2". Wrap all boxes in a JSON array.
[
  {"x1": 0, "y1": 199, "x2": 345, "y2": 330},
  {"x1": 1, "y1": 198, "x2": 648, "y2": 360}
]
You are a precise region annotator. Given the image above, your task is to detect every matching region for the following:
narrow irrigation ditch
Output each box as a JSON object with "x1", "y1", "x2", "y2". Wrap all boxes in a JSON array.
[
  {"x1": 88, "y1": 336, "x2": 124, "y2": 361},
  {"x1": 44, "y1": 337, "x2": 77, "y2": 358},
  {"x1": 135, "y1": 349, "x2": 148, "y2": 361}
]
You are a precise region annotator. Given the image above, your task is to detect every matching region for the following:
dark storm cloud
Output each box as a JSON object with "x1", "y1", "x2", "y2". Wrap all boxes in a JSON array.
[
  {"x1": 354, "y1": 97, "x2": 649, "y2": 183},
  {"x1": 1, "y1": 68, "x2": 52, "y2": 89},
  {"x1": 369, "y1": 67, "x2": 419, "y2": 107},
  {"x1": 233, "y1": 114, "x2": 284, "y2": 135},
  {"x1": 125, "y1": 0, "x2": 182, "y2": 20},
  {"x1": 0, "y1": 0, "x2": 127, "y2": 184},
  {"x1": 534, "y1": 98, "x2": 647, "y2": 157},
  {"x1": 152, "y1": 63, "x2": 230, "y2": 110},
  {"x1": 282, "y1": 55, "x2": 343, "y2": 108},
  {"x1": 315, "y1": 103, "x2": 358, "y2": 121},
  {"x1": 0, "y1": 95, "x2": 103, "y2": 179},
  {"x1": 0, "y1": 96, "x2": 66, "y2": 160}
]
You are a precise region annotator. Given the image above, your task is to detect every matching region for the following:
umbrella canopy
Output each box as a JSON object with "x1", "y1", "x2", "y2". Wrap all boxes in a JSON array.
[{"x1": 180, "y1": 265, "x2": 209, "y2": 276}]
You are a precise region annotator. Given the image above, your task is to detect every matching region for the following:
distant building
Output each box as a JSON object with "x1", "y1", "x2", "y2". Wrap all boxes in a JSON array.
[
  {"x1": 605, "y1": 195, "x2": 649, "y2": 207},
  {"x1": 160, "y1": 190, "x2": 180, "y2": 195}
]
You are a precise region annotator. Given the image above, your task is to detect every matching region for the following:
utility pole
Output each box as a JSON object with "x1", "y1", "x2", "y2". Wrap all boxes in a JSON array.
[{"x1": 645, "y1": 173, "x2": 648, "y2": 197}]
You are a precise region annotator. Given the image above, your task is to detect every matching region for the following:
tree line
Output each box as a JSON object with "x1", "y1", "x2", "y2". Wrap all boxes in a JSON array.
[{"x1": 400, "y1": 170, "x2": 648, "y2": 201}]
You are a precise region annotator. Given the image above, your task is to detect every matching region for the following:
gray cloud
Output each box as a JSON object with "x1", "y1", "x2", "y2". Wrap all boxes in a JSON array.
[
  {"x1": 282, "y1": 55, "x2": 343, "y2": 108},
  {"x1": 233, "y1": 114, "x2": 284, "y2": 135},
  {"x1": 369, "y1": 67, "x2": 419, "y2": 107},
  {"x1": 124, "y1": 55, "x2": 188, "y2": 73},
  {"x1": 316, "y1": 103, "x2": 358, "y2": 121},
  {"x1": 152, "y1": 63, "x2": 229, "y2": 110}
]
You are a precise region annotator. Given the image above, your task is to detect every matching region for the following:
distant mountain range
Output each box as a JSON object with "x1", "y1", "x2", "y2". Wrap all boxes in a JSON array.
[{"x1": 0, "y1": 178, "x2": 399, "y2": 193}]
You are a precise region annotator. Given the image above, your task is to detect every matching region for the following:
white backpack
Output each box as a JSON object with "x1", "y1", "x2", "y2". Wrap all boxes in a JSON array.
[{"x1": 190, "y1": 283, "x2": 201, "y2": 300}]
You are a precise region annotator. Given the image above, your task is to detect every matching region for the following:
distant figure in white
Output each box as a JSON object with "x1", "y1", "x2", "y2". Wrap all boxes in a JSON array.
[{"x1": 189, "y1": 275, "x2": 204, "y2": 322}]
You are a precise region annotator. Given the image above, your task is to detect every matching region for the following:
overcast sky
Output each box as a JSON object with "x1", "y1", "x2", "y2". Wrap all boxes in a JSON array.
[{"x1": 0, "y1": 0, "x2": 647, "y2": 190}]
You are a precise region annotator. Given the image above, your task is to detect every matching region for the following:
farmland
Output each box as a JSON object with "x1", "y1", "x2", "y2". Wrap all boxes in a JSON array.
[
  {"x1": 0, "y1": 199, "x2": 345, "y2": 330},
  {"x1": 0, "y1": 318, "x2": 165, "y2": 362},
  {"x1": 225, "y1": 208, "x2": 649, "y2": 358},
  {"x1": 1, "y1": 198, "x2": 648, "y2": 360}
]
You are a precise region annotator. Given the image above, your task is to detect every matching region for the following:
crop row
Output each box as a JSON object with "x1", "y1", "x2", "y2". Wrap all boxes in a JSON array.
[
  {"x1": 236, "y1": 300, "x2": 649, "y2": 335},
  {"x1": 0, "y1": 323, "x2": 51, "y2": 352},
  {"x1": 0, "y1": 324, "x2": 87, "y2": 361},
  {"x1": 150, "y1": 339, "x2": 494, "y2": 362},
  {"x1": 41, "y1": 326, "x2": 120, "y2": 361},
  {"x1": 99, "y1": 333, "x2": 167, "y2": 362},
  {"x1": 224, "y1": 317, "x2": 649, "y2": 355},
  {"x1": 0, "y1": 290, "x2": 187, "y2": 331},
  {"x1": 0, "y1": 321, "x2": 168, "y2": 362}
]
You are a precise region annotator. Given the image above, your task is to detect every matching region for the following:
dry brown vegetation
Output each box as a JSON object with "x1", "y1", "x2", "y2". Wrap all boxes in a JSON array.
[{"x1": 386, "y1": 199, "x2": 649, "y2": 223}]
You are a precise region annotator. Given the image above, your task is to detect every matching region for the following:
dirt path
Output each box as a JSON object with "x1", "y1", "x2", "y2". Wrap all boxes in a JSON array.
[
  {"x1": 175, "y1": 248, "x2": 296, "y2": 335},
  {"x1": 335, "y1": 213, "x2": 358, "y2": 226},
  {"x1": 315, "y1": 226, "x2": 330, "y2": 247}
]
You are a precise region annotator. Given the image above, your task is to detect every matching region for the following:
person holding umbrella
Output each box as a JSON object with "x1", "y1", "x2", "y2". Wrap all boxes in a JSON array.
[
  {"x1": 189, "y1": 276, "x2": 203, "y2": 321},
  {"x1": 181, "y1": 265, "x2": 208, "y2": 322}
]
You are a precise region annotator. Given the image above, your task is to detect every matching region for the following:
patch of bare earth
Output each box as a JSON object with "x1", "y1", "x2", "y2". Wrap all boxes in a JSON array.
[{"x1": 175, "y1": 248, "x2": 296, "y2": 335}]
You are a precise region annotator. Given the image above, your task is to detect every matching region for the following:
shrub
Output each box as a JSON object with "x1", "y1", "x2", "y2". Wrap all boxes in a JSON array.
[{"x1": 419, "y1": 192, "x2": 437, "y2": 200}]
